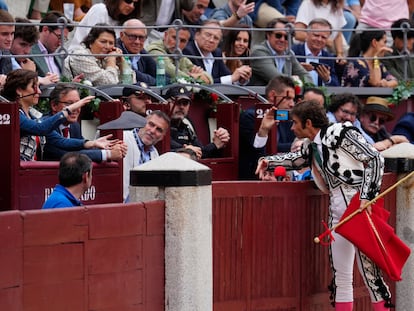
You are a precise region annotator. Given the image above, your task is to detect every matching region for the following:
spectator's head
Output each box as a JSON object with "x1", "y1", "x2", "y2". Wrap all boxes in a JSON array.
[
  {"x1": 181, "y1": 0, "x2": 209, "y2": 24},
  {"x1": 306, "y1": 18, "x2": 332, "y2": 55},
  {"x1": 360, "y1": 96, "x2": 394, "y2": 135},
  {"x1": 265, "y1": 75, "x2": 296, "y2": 110},
  {"x1": 176, "y1": 147, "x2": 198, "y2": 160},
  {"x1": 194, "y1": 20, "x2": 222, "y2": 54},
  {"x1": 11, "y1": 18, "x2": 39, "y2": 57},
  {"x1": 122, "y1": 84, "x2": 152, "y2": 116},
  {"x1": 222, "y1": 25, "x2": 251, "y2": 57},
  {"x1": 0, "y1": 9, "x2": 15, "y2": 50},
  {"x1": 49, "y1": 84, "x2": 81, "y2": 122},
  {"x1": 138, "y1": 110, "x2": 170, "y2": 147},
  {"x1": 59, "y1": 152, "x2": 93, "y2": 190},
  {"x1": 165, "y1": 86, "x2": 192, "y2": 121},
  {"x1": 38, "y1": 11, "x2": 73, "y2": 53},
  {"x1": 120, "y1": 19, "x2": 147, "y2": 54},
  {"x1": 291, "y1": 100, "x2": 329, "y2": 138},
  {"x1": 163, "y1": 27, "x2": 191, "y2": 53},
  {"x1": 390, "y1": 18, "x2": 414, "y2": 52},
  {"x1": 265, "y1": 18, "x2": 293, "y2": 54},
  {"x1": 83, "y1": 24, "x2": 116, "y2": 59},
  {"x1": 105, "y1": 0, "x2": 141, "y2": 24},
  {"x1": 302, "y1": 87, "x2": 326, "y2": 108},
  {"x1": 348, "y1": 29, "x2": 387, "y2": 57},
  {"x1": 328, "y1": 93, "x2": 361, "y2": 123},
  {"x1": 2, "y1": 69, "x2": 40, "y2": 103}
]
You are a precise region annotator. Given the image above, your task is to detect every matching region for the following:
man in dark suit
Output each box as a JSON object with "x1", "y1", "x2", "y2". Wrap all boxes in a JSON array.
[
  {"x1": 42, "y1": 83, "x2": 127, "y2": 162},
  {"x1": 291, "y1": 18, "x2": 340, "y2": 87},
  {"x1": 183, "y1": 19, "x2": 251, "y2": 84},
  {"x1": 30, "y1": 11, "x2": 73, "y2": 78},
  {"x1": 239, "y1": 75, "x2": 297, "y2": 179},
  {"x1": 117, "y1": 19, "x2": 157, "y2": 86}
]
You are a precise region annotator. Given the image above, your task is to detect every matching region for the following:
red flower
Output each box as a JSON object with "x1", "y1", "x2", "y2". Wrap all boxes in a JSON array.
[
  {"x1": 210, "y1": 93, "x2": 219, "y2": 102},
  {"x1": 294, "y1": 85, "x2": 301, "y2": 95}
]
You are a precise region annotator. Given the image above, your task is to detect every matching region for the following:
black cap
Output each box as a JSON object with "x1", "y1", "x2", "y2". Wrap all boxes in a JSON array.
[
  {"x1": 165, "y1": 86, "x2": 192, "y2": 101},
  {"x1": 122, "y1": 82, "x2": 150, "y2": 97}
]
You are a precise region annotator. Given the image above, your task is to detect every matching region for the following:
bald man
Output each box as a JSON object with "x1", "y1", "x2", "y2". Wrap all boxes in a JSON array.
[{"x1": 117, "y1": 19, "x2": 157, "y2": 86}]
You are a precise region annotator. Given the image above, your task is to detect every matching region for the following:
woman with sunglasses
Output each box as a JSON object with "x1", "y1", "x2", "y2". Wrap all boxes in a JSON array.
[
  {"x1": 222, "y1": 26, "x2": 251, "y2": 74},
  {"x1": 359, "y1": 96, "x2": 408, "y2": 151},
  {"x1": 341, "y1": 29, "x2": 398, "y2": 88},
  {"x1": 64, "y1": 24, "x2": 123, "y2": 86},
  {"x1": 0, "y1": 69, "x2": 94, "y2": 161},
  {"x1": 68, "y1": 0, "x2": 141, "y2": 52}
]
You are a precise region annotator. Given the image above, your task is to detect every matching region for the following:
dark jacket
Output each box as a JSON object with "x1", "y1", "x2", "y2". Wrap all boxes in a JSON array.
[
  {"x1": 116, "y1": 38, "x2": 157, "y2": 86},
  {"x1": 30, "y1": 43, "x2": 63, "y2": 77},
  {"x1": 291, "y1": 43, "x2": 340, "y2": 86},
  {"x1": 183, "y1": 40, "x2": 231, "y2": 83},
  {"x1": 392, "y1": 112, "x2": 414, "y2": 143}
]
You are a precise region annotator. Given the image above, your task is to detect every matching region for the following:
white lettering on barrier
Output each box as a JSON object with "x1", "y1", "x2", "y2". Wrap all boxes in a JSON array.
[
  {"x1": 0, "y1": 113, "x2": 11, "y2": 124},
  {"x1": 44, "y1": 185, "x2": 97, "y2": 202},
  {"x1": 256, "y1": 108, "x2": 270, "y2": 119}
]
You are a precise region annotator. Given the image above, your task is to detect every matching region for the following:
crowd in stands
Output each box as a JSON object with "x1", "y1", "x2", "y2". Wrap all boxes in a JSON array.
[{"x1": 0, "y1": 0, "x2": 413, "y2": 197}]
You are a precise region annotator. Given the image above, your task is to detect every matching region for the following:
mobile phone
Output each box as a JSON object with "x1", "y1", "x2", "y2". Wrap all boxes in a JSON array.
[
  {"x1": 275, "y1": 109, "x2": 290, "y2": 121},
  {"x1": 309, "y1": 62, "x2": 321, "y2": 69}
]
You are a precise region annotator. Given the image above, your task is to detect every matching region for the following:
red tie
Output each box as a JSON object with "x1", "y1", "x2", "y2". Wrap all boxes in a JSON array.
[{"x1": 62, "y1": 127, "x2": 69, "y2": 138}]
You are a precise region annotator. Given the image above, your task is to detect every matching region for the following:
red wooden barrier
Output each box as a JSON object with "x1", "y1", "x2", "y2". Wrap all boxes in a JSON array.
[{"x1": 0, "y1": 201, "x2": 165, "y2": 311}]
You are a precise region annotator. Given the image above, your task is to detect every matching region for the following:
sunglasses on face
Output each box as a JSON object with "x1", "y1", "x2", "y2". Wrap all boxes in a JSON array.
[
  {"x1": 369, "y1": 113, "x2": 386, "y2": 125},
  {"x1": 123, "y1": 0, "x2": 139, "y2": 4},
  {"x1": 273, "y1": 32, "x2": 288, "y2": 40}
]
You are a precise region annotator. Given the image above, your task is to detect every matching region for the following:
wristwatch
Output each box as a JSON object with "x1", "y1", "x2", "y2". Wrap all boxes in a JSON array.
[{"x1": 64, "y1": 107, "x2": 72, "y2": 115}]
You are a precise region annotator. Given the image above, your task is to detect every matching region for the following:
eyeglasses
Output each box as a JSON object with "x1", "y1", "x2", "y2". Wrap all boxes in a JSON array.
[
  {"x1": 273, "y1": 32, "x2": 288, "y2": 40},
  {"x1": 59, "y1": 101, "x2": 75, "y2": 106},
  {"x1": 369, "y1": 113, "x2": 386, "y2": 125},
  {"x1": 339, "y1": 107, "x2": 357, "y2": 117},
  {"x1": 124, "y1": 32, "x2": 147, "y2": 42},
  {"x1": 201, "y1": 31, "x2": 221, "y2": 42},
  {"x1": 50, "y1": 30, "x2": 68, "y2": 42},
  {"x1": 123, "y1": 0, "x2": 139, "y2": 4}
]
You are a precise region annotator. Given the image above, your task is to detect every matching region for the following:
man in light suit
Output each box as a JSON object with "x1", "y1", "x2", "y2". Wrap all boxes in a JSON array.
[
  {"x1": 30, "y1": 11, "x2": 73, "y2": 77},
  {"x1": 123, "y1": 110, "x2": 170, "y2": 201},
  {"x1": 250, "y1": 17, "x2": 312, "y2": 86}
]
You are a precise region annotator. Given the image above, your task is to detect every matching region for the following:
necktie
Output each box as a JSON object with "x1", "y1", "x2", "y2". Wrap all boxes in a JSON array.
[
  {"x1": 62, "y1": 127, "x2": 69, "y2": 138},
  {"x1": 311, "y1": 142, "x2": 323, "y2": 168}
]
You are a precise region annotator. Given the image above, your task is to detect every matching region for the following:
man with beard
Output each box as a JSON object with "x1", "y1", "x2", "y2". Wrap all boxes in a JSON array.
[
  {"x1": 166, "y1": 86, "x2": 230, "y2": 159},
  {"x1": 123, "y1": 110, "x2": 170, "y2": 201}
]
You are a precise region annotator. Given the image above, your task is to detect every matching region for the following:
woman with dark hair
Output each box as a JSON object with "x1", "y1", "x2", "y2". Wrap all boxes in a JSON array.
[
  {"x1": 64, "y1": 24, "x2": 123, "y2": 86},
  {"x1": 341, "y1": 29, "x2": 397, "y2": 87},
  {"x1": 69, "y1": 0, "x2": 141, "y2": 51},
  {"x1": 1, "y1": 70, "x2": 93, "y2": 161},
  {"x1": 222, "y1": 26, "x2": 251, "y2": 73}
]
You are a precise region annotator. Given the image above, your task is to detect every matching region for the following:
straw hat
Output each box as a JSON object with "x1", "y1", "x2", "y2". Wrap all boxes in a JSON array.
[{"x1": 363, "y1": 96, "x2": 394, "y2": 121}]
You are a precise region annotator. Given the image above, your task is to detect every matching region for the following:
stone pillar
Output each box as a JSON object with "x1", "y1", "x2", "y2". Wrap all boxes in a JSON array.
[
  {"x1": 382, "y1": 144, "x2": 414, "y2": 311},
  {"x1": 129, "y1": 152, "x2": 212, "y2": 311}
]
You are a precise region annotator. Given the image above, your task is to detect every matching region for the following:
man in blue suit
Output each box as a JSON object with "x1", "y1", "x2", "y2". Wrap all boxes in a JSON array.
[
  {"x1": 117, "y1": 19, "x2": 157, "y2": 86},
  {"x1": 183, "y1": 19, "x2": 251, "y2": 84},
  {"x1": 291, "y1": 18, "x2": 340, "y2": 87},
  {"x1": 42, "y1": 84, "x2": 127, "y2": 162}
]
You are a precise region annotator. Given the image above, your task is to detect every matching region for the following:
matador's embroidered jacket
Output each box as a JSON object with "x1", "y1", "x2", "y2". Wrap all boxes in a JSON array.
[{"x1": 264, "y1": 122, "x2": 384, "y2": 201}]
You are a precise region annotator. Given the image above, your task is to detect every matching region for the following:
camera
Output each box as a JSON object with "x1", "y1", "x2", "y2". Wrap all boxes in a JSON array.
[{"x1": 275, "y1": 109, "x2": 290, "y2": 121}]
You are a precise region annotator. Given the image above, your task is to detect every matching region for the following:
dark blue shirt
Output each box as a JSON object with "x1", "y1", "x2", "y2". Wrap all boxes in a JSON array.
[{"x1": 42, "y1": 184, "x2": 82, "y2": 209}]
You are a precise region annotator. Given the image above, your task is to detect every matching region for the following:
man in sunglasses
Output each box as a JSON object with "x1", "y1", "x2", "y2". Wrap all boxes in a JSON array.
[
  {"x1": 250, "y1": 17, "x2": 312, "y2": 86},
  {"x1": 117, "y1": 19, "x2": 157, "y2": 86},
  {"x1": 121, "y1": 85, "x2": 152, "y2": 117},
  {"x1": 166, "y1": 86, "x2": 230, "y2": 159},
  {"x1": 359, "y1": 96, "x2": 408, "y2": 151}
]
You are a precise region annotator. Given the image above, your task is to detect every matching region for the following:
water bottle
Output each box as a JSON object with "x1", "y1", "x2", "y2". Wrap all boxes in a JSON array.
[
  {"x1": 156, "y1": 56, "x2": 166, "y2": 87},
  {"x1": 121, "y1": 57, "x2": 134, "y2": 84}
]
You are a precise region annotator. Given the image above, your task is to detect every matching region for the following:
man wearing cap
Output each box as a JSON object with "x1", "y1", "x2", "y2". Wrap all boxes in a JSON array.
[
  {"x1": 122, "y1": 110, "x2": 170, "y2": 201},
  {"x1": 166, "y1": 86, "x2": 230, "y2": 159},
  {"x1": 121, "y1": 85, "x2": 152, "y2": 117},
  {"x1": 117, "y1": 19, "x2": 157, "y2": 86},
  {"x1": 359, "y1": 96, "x2": 408, "y2": 151}
]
